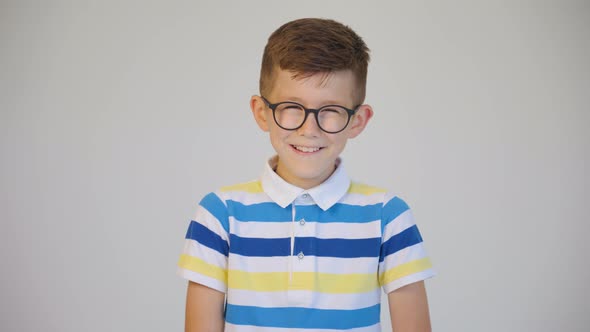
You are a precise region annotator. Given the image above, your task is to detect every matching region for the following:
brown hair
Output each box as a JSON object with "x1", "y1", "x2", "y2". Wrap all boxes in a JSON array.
[{"x1": 260, "y1": 18, "x2": 370, "y2": 104}]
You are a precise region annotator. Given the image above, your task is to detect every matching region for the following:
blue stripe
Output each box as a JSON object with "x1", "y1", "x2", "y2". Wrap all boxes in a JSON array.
[
  {"x1": 227, "y1": 200, "x2": 381, "y2": 223},
  {"x1": 227, "y1": 200, "x2": 292, "y2": 222},
  {"x1": 381, "y1": 196, "x2": 410, "y2": 233},
  {"x1": 200, "y1": 193, "x2": 229, "y2": 233},
  {"x1": 297, "y1": 203, "x2": 381, "y2": 223},
  {"x1": 379, "y1": 225, "x2": 423, "y2": 262},
  {"x1": 229, "y1": 234, "x2": 380, "y2": 258},
  {"x1": 225, "y1": 303, "x2": 380, "y2": 329},
  {"x1": 229, "y1": 234, "x2": 290, "y2": 257},
  {"x1": 294, "y1": 237, "x2": 381, "y2": 258},
  {"x1": 185, "y1": 221, "x2": 229, "y2": 256}
]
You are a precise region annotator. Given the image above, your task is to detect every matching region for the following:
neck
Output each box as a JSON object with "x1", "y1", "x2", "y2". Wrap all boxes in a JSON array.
[{"x1": 275, "y1": 163, "x2": 336, "y2": 190}]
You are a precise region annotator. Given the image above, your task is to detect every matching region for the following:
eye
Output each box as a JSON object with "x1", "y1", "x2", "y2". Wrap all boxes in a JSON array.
[
  {"x1": 322, "y1": 108, "x2": 341, "y2": 113},
  {"x1": 319, "y1": 107, "x2": 347, "y2": 116},
  {"x1": 276, "y1": 102, "x2": 303, "y2": 111}
]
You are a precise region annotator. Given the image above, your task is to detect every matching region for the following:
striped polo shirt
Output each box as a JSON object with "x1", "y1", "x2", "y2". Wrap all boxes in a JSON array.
[{"x1": 177, "y1": 157, "x2": 435, "y2": 331}]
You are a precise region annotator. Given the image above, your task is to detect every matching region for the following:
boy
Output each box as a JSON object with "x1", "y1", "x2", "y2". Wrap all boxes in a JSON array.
[{"x1": 178, "y1": 18, "x2": 435, "y2": 331}]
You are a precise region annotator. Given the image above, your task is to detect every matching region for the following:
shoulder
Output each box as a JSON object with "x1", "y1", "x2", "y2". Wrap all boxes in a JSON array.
[
  {"x1": 205, "y1": 179, "x2": 266, "y2": 206},
  {"x1": 218, "y1": 179, "x2": 263, "y2": 194},
  {"x1": 347, "y1": 181, "x2": 388, "y2": 196},
  {"x1": 195, "y1": 179, "x2": 262, "y2": 209},
  {"x1": 346, "y1": 181, "x2": 413, "y2": 228},
  {"x1": 192, "y1": 179, "x2": 262, "y2": 232},
  {"x1": 346, "y1": 181, "x2": 409, "y2": 206}
]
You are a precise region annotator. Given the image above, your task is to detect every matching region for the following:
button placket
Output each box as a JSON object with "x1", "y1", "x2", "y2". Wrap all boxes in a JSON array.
[
  {"x1": 288, "y1": 204, "x2": 311, "y2": 306},
  {"x1": 294, "y1": 208, "x2": 305, "y2": 264}
]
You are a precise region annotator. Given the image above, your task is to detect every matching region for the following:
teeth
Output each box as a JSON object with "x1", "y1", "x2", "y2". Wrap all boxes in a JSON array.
[{"x1": 294, "y1": 145, "x2": 321, "y2": 153}]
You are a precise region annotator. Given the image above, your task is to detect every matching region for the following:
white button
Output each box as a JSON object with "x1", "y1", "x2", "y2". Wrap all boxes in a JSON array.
[
  {"x1": 299, "y1": 219, "x2": 305, "y2": 226},
  {"x1": 302, "y1": 193, "x2": 309, "y2": 198},
  {"x1": 297, "y1": 252, "x2": 304, "y2": 260}
]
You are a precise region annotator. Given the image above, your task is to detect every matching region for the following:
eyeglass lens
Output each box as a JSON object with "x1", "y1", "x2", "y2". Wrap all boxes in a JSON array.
[{"x1": 274, "y1": 103, "x2": 349, "y2": 133}]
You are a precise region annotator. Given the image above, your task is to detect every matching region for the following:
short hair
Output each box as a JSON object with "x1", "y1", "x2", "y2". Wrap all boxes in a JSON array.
[{"x1": 260, "y1": 18, "x2": 370, "y2": 104}]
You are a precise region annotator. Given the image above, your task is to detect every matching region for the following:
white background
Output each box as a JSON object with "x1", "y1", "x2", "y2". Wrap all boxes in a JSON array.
[{"x1": 1, "y1": 1, "x2": 589, "y2": 331}]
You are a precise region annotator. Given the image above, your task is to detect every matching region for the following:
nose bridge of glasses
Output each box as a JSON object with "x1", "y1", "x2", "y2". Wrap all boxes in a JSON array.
[{"x1": 300, "y1": 107, "x2": 322, "y2": 131}]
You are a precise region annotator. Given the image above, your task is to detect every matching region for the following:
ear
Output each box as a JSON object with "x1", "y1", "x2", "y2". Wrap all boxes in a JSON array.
[
  {"x1": 250, "y1": 95, "x2": 270, "y2": 132},
  {"x1": 346, "y1": 104, "x2": 374, "y2": 138}
]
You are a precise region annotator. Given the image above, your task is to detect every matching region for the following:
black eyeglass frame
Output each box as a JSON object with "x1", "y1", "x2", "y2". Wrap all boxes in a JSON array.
[{"x1": 261, "y1": 96, "x2": 360, "y2": 134}]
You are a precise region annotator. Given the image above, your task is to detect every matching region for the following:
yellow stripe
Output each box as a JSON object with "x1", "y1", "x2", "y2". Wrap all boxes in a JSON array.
[
  {"x1": 379, "y1": 257, "x2": 433, "y2": 286},
  {"x1": 178, "y1": 254, "x2": 227, "y2": 283},
  {"x1": 220, "y1": 181, "x2": 263, "y2": 193},
  {"x1": 348, "y1": 182, "x2": 387, "y2": 195},
  {"x1": 228, "y1": 270, "x2": 379, "y2": 293}
]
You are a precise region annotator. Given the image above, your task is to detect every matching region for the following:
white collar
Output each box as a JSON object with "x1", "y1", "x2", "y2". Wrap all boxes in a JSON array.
[{"x1": 260, "y1": 155, "x2": 351, "y2": 211}]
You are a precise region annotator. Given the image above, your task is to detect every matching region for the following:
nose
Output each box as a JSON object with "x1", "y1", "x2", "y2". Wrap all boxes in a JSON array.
[{"x1": 297, "y1": 112, "x2": 322, "y2": 136}]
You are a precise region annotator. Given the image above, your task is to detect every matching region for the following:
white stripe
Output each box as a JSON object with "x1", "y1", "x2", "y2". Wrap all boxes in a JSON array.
[
  {"x1": 227, "y1": 288, "x2": 381, "y2": 310},
  {"x1": 193, "y1": 205, "x2": 229, "y2": 242},
  {"x1": 382, "y1": 269, "x2": 436, "y2": 294},
  {"x1": 338, "y1": 192, "x2": 386, "y2": 205},
  {"x1": 229, "y1": 219, "x2": 291, "y2": 238},
  {"x1": 221, "y1": 191, "x2": 272, "y2": 205},
  {"x1": 182, "y1": 239, "x2": 228, "y2": 269},
  {"x1": 177, "y1": 268, "x2": 227, "y2": 293},
  {"x1": 229, "y1": 254, "x2": 379, "y2": 274},
  {"x1": 382, "y1": 208, "x2": 415, "y2": 241},
  {"x1": 230, "y1": 219, "x2": 381, "y2": 239},
  {"x1": 378, "y1": 242, "x2": 429, "y2": 274},
  {"x1": 224, "y1": 322, "x2": 381, "y2": 332},
  {"x1": 295, "y1": 220, "x2": 380, "y2": 239}
]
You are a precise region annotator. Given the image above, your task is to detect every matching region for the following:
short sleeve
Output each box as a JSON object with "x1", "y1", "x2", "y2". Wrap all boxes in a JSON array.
[
  {"x1": 378, "y1": 193, "x2": 436, "y2": 294},
  {"x1": 177, "y1": 192, "x2": 230, "y2": 293}
]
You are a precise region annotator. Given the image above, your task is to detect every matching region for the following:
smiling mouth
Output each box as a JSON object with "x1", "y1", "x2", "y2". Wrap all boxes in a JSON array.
[{"x1": 291, "y1": 145, "x2": 323, "y2": 153}]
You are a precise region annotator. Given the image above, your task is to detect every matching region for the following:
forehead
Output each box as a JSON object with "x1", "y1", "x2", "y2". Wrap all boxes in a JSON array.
[{"x1": 270, "y1": 68, "x2": 357, "y2": 106}]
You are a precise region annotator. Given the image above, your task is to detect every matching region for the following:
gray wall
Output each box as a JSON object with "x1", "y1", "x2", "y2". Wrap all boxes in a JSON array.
[{"x1": 2, "y1": 1, "x2": 588, "y2": 331}]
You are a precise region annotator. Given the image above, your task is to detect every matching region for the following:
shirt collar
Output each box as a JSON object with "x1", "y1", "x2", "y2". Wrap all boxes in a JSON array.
[{"x1": 260, "y1": 155, "x2": 351, "y2": 211}]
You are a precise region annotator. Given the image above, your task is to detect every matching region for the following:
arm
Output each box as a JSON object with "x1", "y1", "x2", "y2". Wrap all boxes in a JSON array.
[
  {"x1": 185, "y1": 281, "x2": 225, "y2": 332},
  {"x1": 387, "y1": 281, "x2": 431, "y2": 332}
]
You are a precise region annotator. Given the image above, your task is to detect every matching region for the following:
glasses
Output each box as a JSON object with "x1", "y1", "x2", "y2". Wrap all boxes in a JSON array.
[{"x1": 261, "y1": 96, "x2": 360, "y2": 134}]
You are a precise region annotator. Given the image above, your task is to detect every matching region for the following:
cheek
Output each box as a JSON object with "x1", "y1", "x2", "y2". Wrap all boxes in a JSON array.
[
  {"x1": 334, "y1": 140, "x2": 347, "y2": 153},
  {"x1": 268, "y1": 129, "x2": 288, "y2": 150},
  {"x1": 327, "y1": 134, "x2": 348, "y2": 150}
]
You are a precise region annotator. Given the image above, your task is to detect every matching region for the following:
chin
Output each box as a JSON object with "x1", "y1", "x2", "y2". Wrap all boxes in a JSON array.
[{"x1": 288, "y1": 162, "x2": 334, "y2": 181}]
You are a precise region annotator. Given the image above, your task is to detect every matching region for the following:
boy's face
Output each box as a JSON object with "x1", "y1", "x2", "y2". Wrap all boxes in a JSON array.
[{"x1": 251, "y1": 69, "x2": 373, "y2": 189}]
